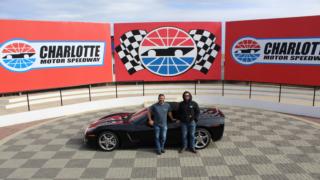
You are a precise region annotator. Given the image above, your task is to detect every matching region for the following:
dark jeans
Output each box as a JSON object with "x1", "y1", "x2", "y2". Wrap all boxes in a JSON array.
[
  {"x1": 181, "y1": 121, "x2": 196, "y2": 149},
  {"x1": 154, "y1": 125, "x2": 167, "y2": 152}
]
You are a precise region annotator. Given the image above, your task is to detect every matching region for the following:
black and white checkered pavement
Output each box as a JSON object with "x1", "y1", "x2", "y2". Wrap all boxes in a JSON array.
[{"x1": 0, "y1": 105, "x2": 319, "y2": 179}]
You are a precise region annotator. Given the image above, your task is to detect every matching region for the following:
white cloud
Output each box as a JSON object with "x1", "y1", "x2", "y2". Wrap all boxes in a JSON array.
[{"x1": 0, "y1": 0, "x2": 319, "y2": 22}]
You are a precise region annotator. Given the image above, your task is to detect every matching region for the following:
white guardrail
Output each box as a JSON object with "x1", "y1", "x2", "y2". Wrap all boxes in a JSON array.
[
  {"x1": 0, "y1": 94, "x2": 319, "y2": 127},
  {"x1": 1, "y1": 82, "x2": 319, "y2": 111},
  {"x1": 0, "y1": 81, "x2": 319, "y2": 125}
]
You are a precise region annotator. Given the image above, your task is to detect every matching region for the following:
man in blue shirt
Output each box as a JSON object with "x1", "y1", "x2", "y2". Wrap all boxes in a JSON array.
[{"x1": 148, "y1": 94, "x2": 175, "y2": 155}]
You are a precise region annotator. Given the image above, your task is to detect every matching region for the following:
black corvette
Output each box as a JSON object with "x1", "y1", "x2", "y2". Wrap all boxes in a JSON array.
[{"x1": 83, "y1": 102, "x2": 225, "y2": 151}]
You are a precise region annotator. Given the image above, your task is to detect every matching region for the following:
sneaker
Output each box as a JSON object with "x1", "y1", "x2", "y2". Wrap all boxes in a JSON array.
[
  {"x1": 190, "y1": 148, "x2": 197, "y2": 154},
  {"x1": 161, "y1": 149, "x2": 165, "y2": 153},
  {"x1": 179, "y1": 147, "x2": 187, "y2": 153},
  {"x1": 156, "y1": 151, "x2": 161, "y2": 155}
]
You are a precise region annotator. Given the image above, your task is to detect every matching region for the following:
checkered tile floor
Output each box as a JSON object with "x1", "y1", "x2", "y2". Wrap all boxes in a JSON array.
[{"x1": 0, "y1": 105, "x2": 319, "y2": 180}]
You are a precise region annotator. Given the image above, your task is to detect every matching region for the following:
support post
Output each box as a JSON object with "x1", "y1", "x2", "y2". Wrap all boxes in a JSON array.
[
  {"x1": 222, "y1": 80, "x2": 225, "y2": 96},
  {"x1": 278, "y1": 84, "x2": 282, "y2": 103},
  {"x1": 26, "y1": 92, "x2": 30, "y2": 111},
  {"x1": 249, "y1": 81, "x2": 252, "y2": 99},
  {"x1": 142, "y1": 81, "x2": 145, "y2": 96},
  {"x1": 115, "y1": 82, "x2": 118, "y2": 98},
  {"x1": 88, "y1": 85, "x2": 92, "y2": 101},
  {"x1": 313, "y1": 86, "x2": 316, "y2": 107},
  {"x1": 59, "y1": 89, "x2": 63, "y2": 106}
]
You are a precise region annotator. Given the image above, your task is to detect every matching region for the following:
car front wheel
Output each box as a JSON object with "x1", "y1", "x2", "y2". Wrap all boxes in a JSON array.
[
  {"x1": 98, "y1": 131, "x2": 119, "y2": 151},
  {"x1": 195, "y1": 128, "x2": 211, "y2": 149}
]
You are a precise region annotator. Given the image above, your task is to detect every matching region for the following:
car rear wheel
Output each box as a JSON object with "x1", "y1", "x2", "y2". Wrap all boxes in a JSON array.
[
  {"x1": 98, "y1": 131, "x2": 119, "y2": 151},
  {"x1": 195, "y1": 128, "x2": 211, "y2": 149},
  {"x1": 212, "y1": 125, "x2": 224, "y2": 141}
]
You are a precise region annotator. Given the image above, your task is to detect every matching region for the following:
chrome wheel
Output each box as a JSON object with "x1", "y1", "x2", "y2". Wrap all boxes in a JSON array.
[
  {"x1": 195, "y1": 128, "x2": 211, "y2": 149},
  {"x1": 98, "y1": 131, "x2": 119, "y2": 151}
]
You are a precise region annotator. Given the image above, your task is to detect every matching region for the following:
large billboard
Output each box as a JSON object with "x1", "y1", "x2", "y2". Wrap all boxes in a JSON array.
[
  {"x1": 0, "y1": 19, "x2": 112, "y2": 93},
  {"x1": 114, "y1": 22, "x2": 222, "y2": 81},
  {"x1": 225, "y1": 16, "x2": 320, "y2": 86}
]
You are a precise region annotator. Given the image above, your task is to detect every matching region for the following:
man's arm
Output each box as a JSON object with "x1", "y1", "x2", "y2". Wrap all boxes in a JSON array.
[
  {"x1": 148, "y1": 107, "x2": 154, "y2": 126},
  {"x1": 168, "y1": 111, "x2": 176, "y2": 121},
  {"x1": 167, "y1": 103, "x2": 176, "y2": 122}
]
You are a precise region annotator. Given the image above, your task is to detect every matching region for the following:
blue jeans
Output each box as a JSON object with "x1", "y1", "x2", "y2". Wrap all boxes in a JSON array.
[
  {"x1": 181, "y1": 121, "x2": 196, "y2": 149},
  {"x1": 154, "y1": 125, "x2": 167, "y2": 152}
]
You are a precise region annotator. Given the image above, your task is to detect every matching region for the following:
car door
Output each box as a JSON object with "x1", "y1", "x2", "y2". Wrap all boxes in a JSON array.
[
  {"x1": 166, "y1": 102, "x2": 182, "y2": 146},
  {"x1": 166, "y1": 118, "x2": 181, "y2": 146},
  {"x1": 128, "y1": 115, "x2": 155, "y2": 145}
]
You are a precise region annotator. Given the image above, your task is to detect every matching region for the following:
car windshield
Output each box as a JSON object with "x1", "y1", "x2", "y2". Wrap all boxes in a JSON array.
[{"x1": 129, "y1": 108, "x2": 148, "y2": 123}]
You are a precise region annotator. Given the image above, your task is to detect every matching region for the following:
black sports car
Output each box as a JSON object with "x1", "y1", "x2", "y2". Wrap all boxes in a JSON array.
[{"x1": 83, "y1": 102, "x2": 225, "y2": 151}]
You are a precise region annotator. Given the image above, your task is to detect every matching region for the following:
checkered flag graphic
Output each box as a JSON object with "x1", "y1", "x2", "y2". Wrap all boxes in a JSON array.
[
  {"x1": 189, "y1": 29, "x2": 220, "y2": 74},
  {"x1": 115, "y1": 30, "x2": 147, "y2": 74}
]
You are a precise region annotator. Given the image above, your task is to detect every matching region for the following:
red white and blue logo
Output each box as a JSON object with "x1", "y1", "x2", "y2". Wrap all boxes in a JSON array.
[
  {"x1": 0, "y1": 40, "x2": 36, "y2": 72},
  {"x1": 139, "y1": 27, "x2": 197, "y2": 76},
  {"x1": 116, "y1": 27, "x2": 221, "y2": 76},
  {"x1": 232, "y1": 37, "x2": 261, "y2": 65},
  {"x1": 0, "y1": 39, "x2": 106, "y2": 72},
  {"x1": 232, "y1": 37, "x2": 320, "y2": 66}
]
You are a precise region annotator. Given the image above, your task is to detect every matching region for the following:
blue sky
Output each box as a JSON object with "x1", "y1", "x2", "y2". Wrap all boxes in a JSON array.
[{"x1": 0, "y1": 0, "x2": 319, "y2": 23}]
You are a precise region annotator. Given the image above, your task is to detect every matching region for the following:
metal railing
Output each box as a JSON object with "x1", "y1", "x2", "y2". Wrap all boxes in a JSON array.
[{"x1": 1, "y1": 80, "x2": 319, "y2": 112}]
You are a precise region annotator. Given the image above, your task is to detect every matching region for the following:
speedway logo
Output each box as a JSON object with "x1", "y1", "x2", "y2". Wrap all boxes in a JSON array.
[
  {"x1": 232, "y1": 37, "x2": 320, "y2": 65},
  {"x1": 115, "y1": 27, "x2": 220, "y2": 76},
  {"x1": 0, "y1": 39, "x2": 105, "y2": 72}
]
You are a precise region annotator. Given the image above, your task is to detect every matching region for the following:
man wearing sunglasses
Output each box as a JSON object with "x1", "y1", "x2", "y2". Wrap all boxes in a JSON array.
[{"x1": 178, "y1": 91, "x2": 200, "y2": 153}]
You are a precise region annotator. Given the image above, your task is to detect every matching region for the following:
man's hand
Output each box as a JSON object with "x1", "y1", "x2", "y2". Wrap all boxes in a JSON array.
[
  {"x1": 168, "y1": 112, "x2": 176, "y2": 122},
  {"x1": 147, "y1": 109, "x2": 154, "y2": 126},
  {"x1": 148, "y1": 119, "x2": 154, "y2": 126},
  {"x1": 175, "y1": 119, "x2": 180, "y2": 123}
]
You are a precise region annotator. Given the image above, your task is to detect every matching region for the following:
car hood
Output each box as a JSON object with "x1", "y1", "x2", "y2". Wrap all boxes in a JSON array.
[
  {"x1": 100, "y1": 113, "x2": 131, "y2": 124},
  {"x1": 89, "y1": 113, "x2": 131, "y2": 127},
  {"x1": 200, "y1": 107, "x2": 224, "y2": 117}
]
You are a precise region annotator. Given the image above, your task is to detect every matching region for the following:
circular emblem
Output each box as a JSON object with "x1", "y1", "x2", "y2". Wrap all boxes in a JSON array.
[
  {"x1": 232, "y1": 37, "x2": 261, "y2": 65},
  {"x1": 0, "y1": 40, "x2": 36, "y2": 72},
  {"x1": 139, "y1": 27, "x2": 197, "y2": 76}
]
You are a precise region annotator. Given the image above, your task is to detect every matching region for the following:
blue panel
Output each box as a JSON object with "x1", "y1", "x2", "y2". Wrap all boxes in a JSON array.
[
  {"x1": 177, "y1": 65, "x2": 188, "y2": 72},
  {"x1": 169, "y1": 66, "x2": 178, "y2": 74},
  {"x1": 179, "y1": 57, "x2": 194, "y2": 65},
  {"x1": 148, "y1": 65, "x2": 159, "y2": 73},
  {"x1": 158, "y1": 65, "x2": 168, "y2": 75},
  {"x1": 142, "y1": 57, "x2": 157, "y2": 65}
]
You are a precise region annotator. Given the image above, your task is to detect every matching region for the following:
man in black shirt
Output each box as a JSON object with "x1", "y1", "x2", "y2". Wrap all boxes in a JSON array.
[{"x1": 178, "y1": 91, "x2": 200, "y2": 153}]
